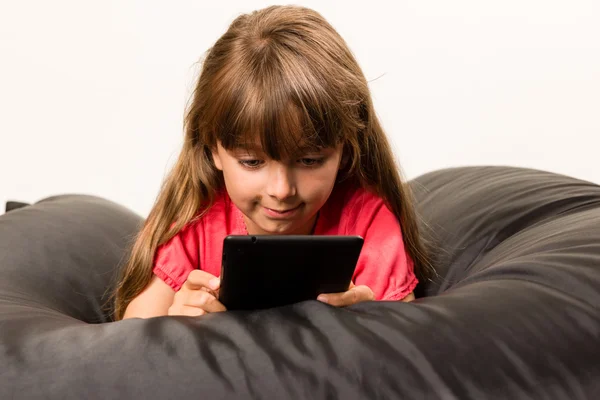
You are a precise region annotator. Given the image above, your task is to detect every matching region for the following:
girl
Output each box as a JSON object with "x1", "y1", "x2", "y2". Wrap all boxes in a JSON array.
[{"x1": 114, "y1": 5, "x2": 433, "y2": 320}]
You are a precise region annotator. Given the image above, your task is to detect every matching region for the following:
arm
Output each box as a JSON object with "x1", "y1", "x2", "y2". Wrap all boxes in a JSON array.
[
  {"x1": 317, "y1": 190, "x2": 417, "y2": 307},
  {"x1": 122, "y1": 217, "x2": 225, "y2": 319},
  {"x1": 123, "y1": 271, "x2": 226, "y2": 319},
  {"x1": 122, "y1": 222, "x2": 198, "y2": 319},
  {"x1": 122, "y1": 275, "x2": 175, "y2": 319},
  {"x1": 353, "y1": 196, "x2": 418, "y2": 301},
  {"x1": 324, "y1": 189, "x2": 418, "y2": 305}
]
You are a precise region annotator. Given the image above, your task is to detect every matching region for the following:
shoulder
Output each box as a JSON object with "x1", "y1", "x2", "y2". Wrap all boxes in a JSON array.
[
  {"x1": 153, "y1": 190, "x2": 231, "y2": 290},
  {"x1": 335, "y1": 182, "x2": 417, "y2": 301},
  {"x1": 163, "y1": 189, "x2": 231, "y2": 242}
]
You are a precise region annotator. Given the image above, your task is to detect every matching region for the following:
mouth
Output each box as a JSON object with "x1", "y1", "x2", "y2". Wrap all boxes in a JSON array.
[{"x1": 262, "y1": 204, "x2": 303, "y2": 218}]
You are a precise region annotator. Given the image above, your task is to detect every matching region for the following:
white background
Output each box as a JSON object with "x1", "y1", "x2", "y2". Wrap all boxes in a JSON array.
[{"x1": 1, "y1": 0, "x2": 599, "y2": 217}]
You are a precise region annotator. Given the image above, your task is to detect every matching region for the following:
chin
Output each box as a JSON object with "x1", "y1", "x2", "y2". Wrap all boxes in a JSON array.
[
  {"x1": 254, "y1": 220, "x2": 303, "y2": 235},
  {"x1": 260, "y1": 225, "x2": 297, "y2": 235}
]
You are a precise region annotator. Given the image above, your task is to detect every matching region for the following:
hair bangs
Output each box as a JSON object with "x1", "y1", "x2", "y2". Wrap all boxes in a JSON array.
[{"x1": 213, "y1": 51, "x2": 349, "y2": 159}]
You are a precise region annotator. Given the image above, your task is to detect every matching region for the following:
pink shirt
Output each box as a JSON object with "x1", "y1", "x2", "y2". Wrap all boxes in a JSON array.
[{"x1": 153, "y1": 182, "x2": 418, "y2": 301}]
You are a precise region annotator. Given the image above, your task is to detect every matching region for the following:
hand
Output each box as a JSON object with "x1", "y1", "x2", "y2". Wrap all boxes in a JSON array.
[
  {"x1": 317, "y1": 282, "x2": 374, "y2": 307},
  {"x1": 168, "y1": 270, "x2": 227, "y2": 316}
]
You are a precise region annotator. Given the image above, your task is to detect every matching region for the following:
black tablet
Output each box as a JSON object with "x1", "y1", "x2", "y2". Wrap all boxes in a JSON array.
[{"x1": 219, "y1": 235, "x2": 364, "y2": 310}]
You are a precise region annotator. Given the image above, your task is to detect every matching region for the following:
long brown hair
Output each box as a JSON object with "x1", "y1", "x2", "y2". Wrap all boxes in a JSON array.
[{"x1": 112, "y1": 5, "x2": 434, "y2": 320}]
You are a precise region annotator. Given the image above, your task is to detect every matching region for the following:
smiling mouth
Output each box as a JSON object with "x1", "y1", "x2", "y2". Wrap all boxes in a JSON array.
[
  {"x1": 266, "y1": 205, "x2": 300, "y2": 213},
  {"x1": 262, "y1": 204, "x2": 302, "y2": 217}
]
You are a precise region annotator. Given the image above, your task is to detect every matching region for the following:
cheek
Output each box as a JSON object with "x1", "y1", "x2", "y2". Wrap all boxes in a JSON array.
[
  {"x1": 298, "y1": 164, "x2": 340, "y2": 200},
  {"x1": 221, "y1": 162, "x2": 262, "y2": 198}
]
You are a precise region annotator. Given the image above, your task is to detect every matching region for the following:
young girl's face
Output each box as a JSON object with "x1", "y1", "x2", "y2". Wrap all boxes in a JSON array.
[{"x1": 211, "y1": 141, "x2": 343, "y2": 235}]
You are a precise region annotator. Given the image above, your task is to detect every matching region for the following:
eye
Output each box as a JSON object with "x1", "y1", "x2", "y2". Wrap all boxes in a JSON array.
[
  {"x1": 238, "y1": 159, "x2": 264, "y2": 169},
  {"x1": 298, "y1": 157, "x2": 324, "y2": 167}
]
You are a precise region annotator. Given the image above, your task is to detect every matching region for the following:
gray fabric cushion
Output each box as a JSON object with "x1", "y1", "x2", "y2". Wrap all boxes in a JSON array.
[
  {"x1": 5, "y1": 201, "x2": 30, "y2": 213},
  {"x1": 0, "y1": 195, "x2": 140, "y2": 323},
  {"x1": 1, "y1": 167, "x2": 599, "y2": 399}
]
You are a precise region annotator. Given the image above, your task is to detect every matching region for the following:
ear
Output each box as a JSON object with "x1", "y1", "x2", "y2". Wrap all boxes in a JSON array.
[{"x1": 211, "y1": 145, "x2": 223, "y2": 171}]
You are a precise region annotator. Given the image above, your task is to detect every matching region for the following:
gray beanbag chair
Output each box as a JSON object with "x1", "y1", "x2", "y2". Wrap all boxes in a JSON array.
[{"x1": 1, "y1": 166, "x2": 599, "y2": 399}]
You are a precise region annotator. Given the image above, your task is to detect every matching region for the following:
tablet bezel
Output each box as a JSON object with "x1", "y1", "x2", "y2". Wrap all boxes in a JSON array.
[{"x1": 219, "y1": 235, "x2": 364, "y2": 310}]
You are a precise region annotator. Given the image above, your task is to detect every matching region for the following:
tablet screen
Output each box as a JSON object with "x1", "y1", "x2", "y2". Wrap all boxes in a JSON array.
[{"x1": 219, "y1": 235, "x2": 363, "y2": 310}]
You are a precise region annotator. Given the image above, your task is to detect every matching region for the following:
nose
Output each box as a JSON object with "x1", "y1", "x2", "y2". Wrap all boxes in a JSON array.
[{"x1": 266, "y1": 163, "x2": 297, "y2": 200}]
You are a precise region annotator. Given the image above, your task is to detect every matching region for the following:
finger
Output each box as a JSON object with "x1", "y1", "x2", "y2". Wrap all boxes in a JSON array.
[
  {"x1": 317, "y1": 290, "x2": 356, "y2": 307},
  {"x1": 200, "y1": 286, "x2": 220, "y2": 299},
  {"x1": 316, "y1": 281, "x2": 355, "y2": 305},
  {"x1": 185, "y1": 291, "x2": 227, "y2": 313},
  {"x1": 202, "y1": 299, "x2": 227, "y2": 313},
  {"x1": 184, "y1": 270, "x2": 220, "y2": 291},
  {"x1": 176, "y1": 285, "x2": 219, "y2": 309},
  {"x1": 318, "y1": 285, "x2": 374, "y2": 307}
]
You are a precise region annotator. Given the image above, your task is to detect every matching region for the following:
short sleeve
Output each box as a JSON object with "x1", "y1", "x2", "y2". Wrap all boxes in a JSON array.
[
  {"x1": 152, "y1": 221, "x2": 202, "y2": 292},
  {"x1": 350, "y1": 197, "x2": 418, "y2": 301}
]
